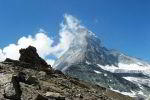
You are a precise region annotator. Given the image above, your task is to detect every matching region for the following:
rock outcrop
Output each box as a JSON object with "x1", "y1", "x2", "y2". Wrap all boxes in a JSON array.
[
  {"x1": 0, "y1": 46, "x2": 134, "y2": 100},
  {"x1": 19, "y1": 46, "x2": 49, "y2": 67}
]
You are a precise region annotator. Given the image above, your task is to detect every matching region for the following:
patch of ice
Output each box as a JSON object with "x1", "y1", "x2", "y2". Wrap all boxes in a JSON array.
[
  {"x1": 86, "y1": 61, "x2": 90, "y2": 65},
  {"x1": 104, "y1": 73, "x2": 107, "y2": 76},
  {"x1": 94, "y1": 70, "x2": 101, "y2": 74}
]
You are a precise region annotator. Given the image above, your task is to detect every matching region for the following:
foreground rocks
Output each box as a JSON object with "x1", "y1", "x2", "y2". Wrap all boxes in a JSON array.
[
  {"x1": 19, "y1": 46, "x2": 50, "y2": 67},
  {"x1": 0, "y1": 46, "x2": 134, "y2": 100}
]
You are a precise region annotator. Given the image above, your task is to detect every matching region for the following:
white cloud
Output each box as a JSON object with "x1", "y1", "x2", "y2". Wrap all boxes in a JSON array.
[
  {"x1": 0, "y1": 49, "x2": 6, "y2": 61},
  {"x1": 0, "y1": 14, "x2": 84, "y2": 66}
]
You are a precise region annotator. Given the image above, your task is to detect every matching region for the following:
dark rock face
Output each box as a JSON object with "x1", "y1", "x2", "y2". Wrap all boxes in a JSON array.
[
  {"x1": 4, "y1": 58, "x2": 18, "y2": 63},
  {"x1": 19, "y1": 46, "x2": 48, "y2": 67}
]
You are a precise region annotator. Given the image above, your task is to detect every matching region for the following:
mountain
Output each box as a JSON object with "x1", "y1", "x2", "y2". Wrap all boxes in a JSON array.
[
  {"x1": 53, "y1": 16, "x2": 150, "y2": 99},
  {"x1": 0, "y1": 46, "x2": 133, "y2": 100}
]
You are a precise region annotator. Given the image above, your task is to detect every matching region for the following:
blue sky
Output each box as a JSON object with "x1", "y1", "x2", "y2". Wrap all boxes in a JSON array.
[{"x1": 0, "y1": 0, "x2": 150, "y2": 61}]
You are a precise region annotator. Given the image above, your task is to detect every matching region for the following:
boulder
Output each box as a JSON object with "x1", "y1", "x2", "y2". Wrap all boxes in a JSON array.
[
  {"x1": 54, "y1": 69, "x2": 64, "y2": 75},
  {"x1": 45, "y1": 92, "x2": 65, "y2": 100},
  {"x1": 4, "y1": 76, "x2": 22, "y2": 100},
  {"x1": 35, "y1": 94, "x2": 48, "y2": 100},
  {"x1": 19, "y1": 46, "x2": 49, "y2": 67},
  {"x1": 17, "y1": 72, "x2": 27, "y2": 82},
  {"x1": 17, "y1": 72, "x2": 38, "y2": 85},
  {"x1": 4, "y1": 83, "x2": 16, "y2": 99},
  {"x1": 0, "y1": 73, "x2": 12, "y2": 85},
  {"x1": 37, "y1": 71, "x2": 47, "y2": 79},
  {"x1": 20, "y1": 83, "x2": 38, "y2": 100},
  {"x1": 4, "y1": 58, "x2": 17, "y2": 63},
  {"x1": 26, "y1": 76, "x2": 38, "y2": 85}
]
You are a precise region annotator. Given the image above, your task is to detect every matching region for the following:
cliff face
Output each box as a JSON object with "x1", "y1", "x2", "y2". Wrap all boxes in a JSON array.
[{"x1": 0, "y1": 46, "x2": 133, "y2": 100}]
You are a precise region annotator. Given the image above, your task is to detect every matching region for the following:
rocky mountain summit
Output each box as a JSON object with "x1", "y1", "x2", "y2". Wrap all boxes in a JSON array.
[
  {"x1": 0, "y1": 46, "x2": 133, "y2": 100},
  {"x1": 53, "y1": 15, "x2": 150, "y2": 99}
]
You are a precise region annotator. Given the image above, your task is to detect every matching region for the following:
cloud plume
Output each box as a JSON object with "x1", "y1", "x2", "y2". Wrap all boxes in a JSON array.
[{"x1": 0, "y1": 14, "x2": 83, "y2": 66}]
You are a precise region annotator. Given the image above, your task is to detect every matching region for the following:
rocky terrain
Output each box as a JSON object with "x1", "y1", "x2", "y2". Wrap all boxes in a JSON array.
[{"x1": 0, "y1": 46, "x2": 133, "y2": 100}]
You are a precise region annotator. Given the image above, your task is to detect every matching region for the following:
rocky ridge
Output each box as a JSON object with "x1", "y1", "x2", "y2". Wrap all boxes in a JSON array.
[{"x1": 0, "y1": 46, "x2": 133, "y2": 100}]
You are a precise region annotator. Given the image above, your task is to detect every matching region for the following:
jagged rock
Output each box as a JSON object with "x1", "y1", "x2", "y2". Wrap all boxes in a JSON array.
[
  {"x1": 37, "y1": 71, "x2": 47, "y2": 79},
  {"x1": 20, "y1": 83, "x2": 38, "y2": 100},
  {"x1": 76, "y1": 94, "x2": 83, "y2": 98},
  {"x1": 26, "y1": 76, "x2": 38, "y2": 85},
  {"x1": 4, "y1": 76, "x2": 22, "y2": 100},
  {"x1": 54, "y1": 69, "x2": 64, "y2": 75},
  {"x1": 4, "y1": 83, "x2": 16, "y2": 99},
  {"x1": 17, "y1": 72, "x2": 27, "y2": 82},
  {"x1": 35, "y1": 94, "x2": 48, "y2": 100},
  {"x1": 0, "y1": 74, "x2": 12, "y2": 85},
  {"x1": 19, "y1": 46, "x2": 48, "y2": 67},
  {"x1": 4, "y1": 58, "x2": 18, "y2": 63},
  {"x1": 17, "y1": 72, "x2": 38, "y2": 85},
  {"x1": 0, "y1": 73, "x2": 13, "y2": 99},
  {"x1": 45, "y1": 92, "x2": 65, "y2": 100},
  {"x1": 0, "y1": 46, "x2": 134, "y2": 100}
]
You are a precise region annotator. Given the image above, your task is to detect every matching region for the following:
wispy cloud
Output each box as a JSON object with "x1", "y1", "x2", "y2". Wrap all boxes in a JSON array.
[{"x1": 0, "y1": 14, "x2": 83, "y2": 66}]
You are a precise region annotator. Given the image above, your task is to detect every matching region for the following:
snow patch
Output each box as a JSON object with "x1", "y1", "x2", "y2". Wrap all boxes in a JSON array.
[
  {"x1": 104, "y1": 73, "x2": 107, "y2": 76},
  {"x1": 94, "y1": 70, "x2": 101, "y2": 74},
  {"x1": 97, "y1": 63, "x2": 150, "y2": 74},
  {"x1": 86, "y1": 61, "x2": 91, "y2": 65},
  {"x1": 123, "y1": 77, "x2": 150, "y2": 87},
  {"x1": 110, "y1": 87, "x2": 136, "y2": 97}
]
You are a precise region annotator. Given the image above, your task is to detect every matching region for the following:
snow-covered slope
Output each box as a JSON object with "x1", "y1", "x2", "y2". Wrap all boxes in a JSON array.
[{"x1": 53, "y1": 15, "x2": 150, "y2": 99}]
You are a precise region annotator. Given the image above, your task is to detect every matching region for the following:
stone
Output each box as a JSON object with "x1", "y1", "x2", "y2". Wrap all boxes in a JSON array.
[
  {"x1": 4, "y1": 58, "x2": 17, "y2": 63},
  {"x1": 0, "y1": 73, "x2": 12, "y2": 85},
  {"x1": 1, "y1": 74, "x2": 22, "y2": 100},
  {"x1": 35, "y1": 94, "x2": 48, "y2": 100},
  {"x1": 37, "y1": 71, "x2": 47, "y2": 79},
  {"x1": 17, "y1": 72, "x2": 27, "y2": 82},
  {"x1": 26, "y1": 76, "x2": 38, "y2": 85},
  {"x1": 4, "y1": 83, "x2": 16, "y2": 99},
  {"x1": 20, "y1": 83, "x2": 38, "y2": 100},
  {"x1": 45, "y1": 92, "x2": 65, "y2": 100},
  {"x1": 19, "y1": 46, "x2": 48, "y2": 67},
  {"x1": 54, "y1": 69, "x2": 64, "y2": 75}
]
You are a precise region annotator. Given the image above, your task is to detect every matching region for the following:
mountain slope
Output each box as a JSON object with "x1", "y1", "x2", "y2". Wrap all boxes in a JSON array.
[
  {"x1": 0, "y1": 46, "x2": 133, "y2": 100},
  {"x1": 54, "y1": 15, "x2": 150, "y2": 99}
]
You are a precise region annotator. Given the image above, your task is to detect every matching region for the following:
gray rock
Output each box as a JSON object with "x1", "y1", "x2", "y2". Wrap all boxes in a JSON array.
[
  {"x1": 20, "y1": 82, "x2": 38, "y2": 100},
  {"x1": 45, "y1": 92, "x2": 65, "y2": 100},
  {"x1": 4, "y1": 83, "x2": 16, "y2": 99},
  {"x1": 0, "y1": 73, "x2": 12, "y2": 85},
  {"x1": 37, "y1": 71, "x2": 47, "y2": 79},
  {"x1": 35, "y1": 94, "x2": 48, "y2": 100}
]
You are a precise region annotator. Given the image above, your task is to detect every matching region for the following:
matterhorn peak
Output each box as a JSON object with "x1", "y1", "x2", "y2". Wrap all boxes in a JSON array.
[
  {"x1": 63, "y1": 14, "x2": 81, "y2": 30},
  {"x1": 61, "y1": 14, "x2": 98, "y2": 49}
]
